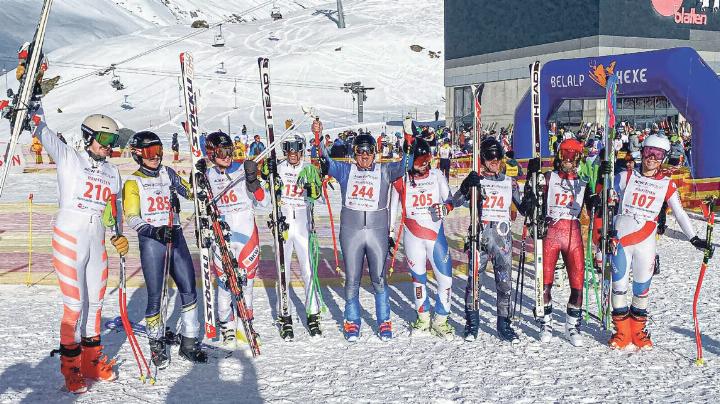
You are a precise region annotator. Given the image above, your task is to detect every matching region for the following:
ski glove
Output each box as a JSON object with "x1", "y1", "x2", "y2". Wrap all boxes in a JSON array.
[
  {"x1": 387, "y1": 234, "x2": 396, "y2": 254},
  {"x1": 150, "y1": 225, "x2": 173, "y2": 243},
  {"x1": 690, "y1": 236, "x2": 711, "y2": 252},
  {"x1": 195, "y1": 158, "x2": 207, "y2": 174},
  {"x1": 599, "y1": 160, "x2": 611, "y2": 176},
  {"x1": 431, "y1": 203, "x2": 452, "y2": 222},
  {"x1": 244, "y1": 160, "x2": 261, "y2": 193},
  {"x1": 110, "y1": 235, "x2": 129, "y2": 256},
  {"x1": 521, "y1": 186, "x2": 538, "y2": 216},
  {"x1": 526, "y1": 157, "x2": 541, "y2": 176},
  {"x1": 460, "y1": 171, "x2": 483, "y2": 199}
]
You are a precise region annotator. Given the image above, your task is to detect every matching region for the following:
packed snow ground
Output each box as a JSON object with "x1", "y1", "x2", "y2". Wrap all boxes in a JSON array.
[{"x1": 0, "y1": 213, "x2": 718, "y2": 403}]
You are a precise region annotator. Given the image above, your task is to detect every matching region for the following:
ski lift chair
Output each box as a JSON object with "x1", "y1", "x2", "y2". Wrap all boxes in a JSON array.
[
  {"x1": 213, "y1": 25, "x2": 225, "y2": 47},
  {"x1": 271, "y1": 6, "x2": 283, "y2": 20},
  {"x1": 216, "y1": 62, "x2": 227, "y2": 74}
]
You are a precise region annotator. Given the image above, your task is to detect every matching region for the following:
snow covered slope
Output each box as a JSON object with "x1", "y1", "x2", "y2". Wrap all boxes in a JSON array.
[
  {"x1": 1, "y1": 0, "x2": 444, "y2": 149},
  {"x1": 0, "y1": 0, "x2": 152, "y2": 63}
]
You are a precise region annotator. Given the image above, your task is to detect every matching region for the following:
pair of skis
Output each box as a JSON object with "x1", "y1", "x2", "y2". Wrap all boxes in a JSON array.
[
  {"x1": 468, "y1": 84, "x2": 485, "y2": 312},
  {"x1": 180, "y1": 52, "x2": 260, "y2": 356},
  {"x1": 0, "y1": 0, "x2": 53, "y2": 198}
]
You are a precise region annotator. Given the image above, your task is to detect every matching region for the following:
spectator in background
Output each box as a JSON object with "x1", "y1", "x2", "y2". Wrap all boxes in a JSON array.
[
  {"x1": 233, "y1": 135, "x2": 247, "y2": 162},
  {"x1": 668, "y1": 133, "x2": 685, "y2": 167},
  {"x1": 330, "y1": 135, "x2": 348, "y2": 158},
  {"x1": 172, "y1": 132, "x2": 180, "y2": 162},
  {"x1": 438, "y1": 138, "x2": 452, "y2": 180},
  {"x1": 503, "y1": 150, "x2": 522, "y2": 178},
  {"x1": 628, "y1": 130, "x2": 641, "y2": 154},
  {"x1": 31, "y1": 136, "x2": 43, "y2": 164},
  {"x1": 247, "y1": 134, "x2": 266, "y2": 158}
]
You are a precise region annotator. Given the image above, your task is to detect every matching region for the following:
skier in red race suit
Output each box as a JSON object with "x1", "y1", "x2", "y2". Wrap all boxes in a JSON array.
[{"x1": 523, "y1": 139, "x2": 593, "y2": 347}]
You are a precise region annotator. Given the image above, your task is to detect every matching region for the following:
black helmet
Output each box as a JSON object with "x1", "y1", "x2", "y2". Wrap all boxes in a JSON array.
[
  {"x1": 353, "y1": 133, "x2": 376, "y2": 148},
  {"x1": 129, "y1": 131, "x2": 163, "y2": 165},
  {"x1": 413, "y1": 138, "x2": 432, "y2": 159},
  {"x1": 206, "y1": 131, "x2": 234, "y2": 160},
  {"x1": 480, "y1": 137, "x2": 504, "y2": 162},
  {"x1": 353, "y1": 133, "x2": 376, "y2": 156}
]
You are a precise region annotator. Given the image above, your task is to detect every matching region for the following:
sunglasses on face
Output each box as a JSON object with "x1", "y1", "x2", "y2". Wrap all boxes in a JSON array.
[
  {"x1": 94, "y1": 131, "x2": 119, "y2": 148},
  {"x1": 641, "y1": 146, "x2": 666, "y2": 161},
  {"x1": 137, "y1": 144, "x2": 163, "y2": 160}
]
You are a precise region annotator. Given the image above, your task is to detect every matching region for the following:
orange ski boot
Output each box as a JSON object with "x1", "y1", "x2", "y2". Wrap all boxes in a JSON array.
[
  {"x1": 608, "y1": 313, "x2": 632, "y2": 350},
  {"x1": 630, "y1": 313, "x2": 653, "y2": 350},
  {"x1": 57, "y1": 344, "x2": 88, "y2": 394},
  {"x1": 81, "y1": 336, "x2": 117, "y2": 382}
]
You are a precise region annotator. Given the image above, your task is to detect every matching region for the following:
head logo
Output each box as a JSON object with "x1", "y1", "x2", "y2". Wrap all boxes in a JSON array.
[
  {"x1": 652, "y1": 0, "x2": 683, "y2": 16},
  {"x1": 589, "y1": 61, "x2": 616, "y2": 88}
]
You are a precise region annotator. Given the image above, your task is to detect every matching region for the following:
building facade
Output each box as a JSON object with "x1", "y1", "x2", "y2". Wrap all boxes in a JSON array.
[{"x1": 445, "y1": 0, "x2": 720, "y2": 132}]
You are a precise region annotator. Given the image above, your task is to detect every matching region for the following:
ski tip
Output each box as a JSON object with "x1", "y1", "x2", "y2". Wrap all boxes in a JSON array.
[{"x1": 695, "y1": 358, "x2": 706, "y2": 367}]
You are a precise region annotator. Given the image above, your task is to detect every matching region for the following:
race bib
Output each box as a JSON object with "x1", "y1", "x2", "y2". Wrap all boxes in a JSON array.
[
  {"x1": 71, "y1": 163, "x2": 120, "y2": 216},
  {"x1": 208, "y1": 168, "x2": 251, "y2": 215},
  {"x1": 620, "y1": 172, "x2": 668, "y2": 221},
  {"x1": 345, "y1": 165, "x2": 382, "y2": 211},
  {"x1": 405, "y1": 175, "x2": 439, "y2": 221},
  {"x1": 134, "y1": 168, "x2": 172, "y2": 226},
  {"x1": 479, "y1": 177, "x2": 512, "y2": 222},
  {"x1": 279, "y1": 163, "x2": 306, "y2": 209},
  {"x1": 546, "y1": 172, "x2": 586, "y2": 220}
]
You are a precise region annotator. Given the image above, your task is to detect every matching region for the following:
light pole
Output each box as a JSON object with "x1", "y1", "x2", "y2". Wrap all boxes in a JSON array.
[{"x1": 337, "y1": 0, "x2": 346, "y2": 28}]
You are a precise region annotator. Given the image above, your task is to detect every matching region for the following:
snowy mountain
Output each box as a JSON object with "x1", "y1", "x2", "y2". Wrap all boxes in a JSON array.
[{"x1": 0, "y1": 0, "x2": 444, "y2": 149}]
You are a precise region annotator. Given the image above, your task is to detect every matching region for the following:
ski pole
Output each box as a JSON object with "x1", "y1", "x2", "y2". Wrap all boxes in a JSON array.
[
  {"x1": 154, "y1": 188, "x2": 177, "y2": 379},
  {"x1": 693, "y1": 196, "x2": 715, "y2": 366},
  {"x1": 26, "y1": 193, "x2": 33, "y2": 286},
  {"x1": 512, "y1": 225, "x2": 528, "y2": 320},
  {"x1": 110, "y1": 195, "x2": 152, "y2": 383},
  {"x1": 322, "y1": 178, "x2": 341, "y2": 273}
]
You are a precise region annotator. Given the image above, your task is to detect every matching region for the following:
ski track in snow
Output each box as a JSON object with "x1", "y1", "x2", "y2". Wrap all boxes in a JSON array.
[{"x1": 0, "y1": 214, "x2": 718, "y2": 402}]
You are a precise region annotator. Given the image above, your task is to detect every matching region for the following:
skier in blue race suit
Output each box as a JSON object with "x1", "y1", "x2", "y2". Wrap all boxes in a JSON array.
[{"x1": 320, "y1": 132, "x2": 414, "y2": 341}]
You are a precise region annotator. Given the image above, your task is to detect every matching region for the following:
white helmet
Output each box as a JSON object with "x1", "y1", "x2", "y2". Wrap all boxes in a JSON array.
[
  {"x1": 81, "y1": 114, "x2": 119, "y2": 147},
  {"x1": 642, "y1": 134, "x2": 670, "y2": 152}
]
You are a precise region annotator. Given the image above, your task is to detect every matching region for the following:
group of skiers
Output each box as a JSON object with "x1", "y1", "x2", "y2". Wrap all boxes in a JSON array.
[{"x1": 28, "y1": 102, "x2": 711, "y2": 394}]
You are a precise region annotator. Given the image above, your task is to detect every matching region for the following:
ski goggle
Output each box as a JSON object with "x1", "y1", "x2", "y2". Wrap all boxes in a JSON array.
[
  {"x1": 210, "y1": 145, "x2": 234, "y2": 159},
  {"x1": 282, "y1": 140, "x2": 305, "y2": 154},
  {"x1": 414, "y1": 154, "x2": 432, "y2": 168},
  {"x1": 94, "y1": 131, "x2": 119, "y2": 148},
  {"x1": 354, "y1": 144, "x2": 375, "y2": 156},
  {"x1": 136, "y1": 144, "x2": 163, "y2": 160},
  {"x1": 482, "y1": 150, "x2": 503, "y2": 162},
  {"x1": 641, "y1": 146, "x2": 667, "y2": 161}
]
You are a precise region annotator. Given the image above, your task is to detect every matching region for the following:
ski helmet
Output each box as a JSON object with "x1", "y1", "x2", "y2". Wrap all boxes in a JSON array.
[
  {"x1": 81, "y1": 114, "x2": 119, "y2": 148},
  {"x1": 282, "y1": 132, "x2": 306, "y2": 155},
  {"x1": 353, "y1": 133, "x2": 376, "y2": 155},
  {"x1": 480, "y1": 137, "x2": 504, "y2": 162},
  {"x1": 641, "y1": 134, "x2": 670, "y2": 162},
  {"x1": 413, "y1": 138, "x2": 432, "y2": 169},
  {"x1": 557, "y1": 138, "x2": 584, "y2": 162},
  {"x1": 642, "y1": 134, "x2": 671, "y2": 152},
  {"x1": 129, "y1": 131, "x2": 163, "y2": 165},
  {"x1": 205, "y1": 131, "x2": 234, "y2": 160}
]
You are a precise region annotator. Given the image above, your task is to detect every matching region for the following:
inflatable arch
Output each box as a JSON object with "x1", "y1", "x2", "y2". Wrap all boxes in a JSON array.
[{"x1": 512, "y1": 47, "x2": 720, "y2": 179}]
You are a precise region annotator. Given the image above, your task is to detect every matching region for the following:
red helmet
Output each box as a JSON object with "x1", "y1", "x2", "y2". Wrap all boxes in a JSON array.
[{"x1": 558, "y1": 139, "x2": 584, "y2": 162}]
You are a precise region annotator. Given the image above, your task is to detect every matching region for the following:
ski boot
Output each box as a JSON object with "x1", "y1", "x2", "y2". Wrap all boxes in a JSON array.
[
  {"x1": 410, "y1": 312, "x2": 431, "y2": 335},
  {"x1": 496, "y1": 316, "x2": 520, "y2": 344},
  {"x1": 377, "y1": 320, "x2": 393, "y2": 341},
  {"x1": 278, "y1": 315, "x2": 294, "y2": 341},
  {"x1": 178, "y1": 335, "x2": 208, "y2": 363},
  {"x1": 149, "y1": 338, "x2": 169, "y2": 369},
  {"x1": 539, "y1": 305, "x2": 553, "y2": 343},
  {"x1": 54, "y1": 344, "x2": 87, "y2": 394},
  {"x1": 564, "y1": 308, "x2": 583, "y2": 347},
  {"x1": 80, "y1": 336, "x2": 117, "y2": 381},
  {"x1": 463, "y1": 309, "x2": 480, "y2": 341},
  {"x1": 608, "y1": 312, "x2": 632, "y2": 350},
  {"x1": 431, "y1": 314, "x2": 454, "y2": 341},
  {"x1": 307, "y1": 313, "x2": 322, "y2": 337},
  {"x1": 219, "y1": 320, "x2": 236, "y2": 347},
  {"x1": 343, "y1": 319, "x2": 360, "y2": 342},
  {"x1": 630, "y1": 311, "x2": 653, "y2": 350}
]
